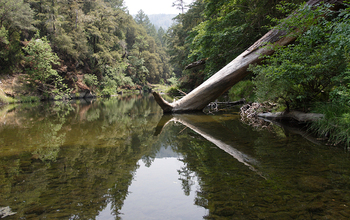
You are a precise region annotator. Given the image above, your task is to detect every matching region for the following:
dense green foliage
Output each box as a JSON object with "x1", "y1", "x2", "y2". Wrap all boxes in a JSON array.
[
  {"x1": 0, "y1": 0, "x2": 172, "y2": 96},
  {"x1": 166, "y1": 0, "x2": 304, "y2": 91},
  {"x1": 249, "y1": 2, "x2": 350, "y2": 146},
  {"x1": 310, "y1": 103, "x2": 350, "y2": 146},
  {"x1": 228, "y1": 80, "x2": 255, "y2": 102},
  {"x1": 251, "y1": 3, "x2": 350, "y2": 108},
  {"x1": 166, "y1": 0, "x2": 349, "y2": 145},
  {"x1": 23, "y1": 34, "x2": 70, "y2": 99},
  {"x1": 0, "y1": 0, "x2": 35, "y2": 73}
]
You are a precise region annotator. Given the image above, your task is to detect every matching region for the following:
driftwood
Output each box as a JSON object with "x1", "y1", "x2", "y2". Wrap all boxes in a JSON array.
[{"x1": 153, "y1": 0, "x2": 344, "y2": 113}]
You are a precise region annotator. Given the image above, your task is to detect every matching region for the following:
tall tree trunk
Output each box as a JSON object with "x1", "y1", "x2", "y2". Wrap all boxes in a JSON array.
[{"x1": 153, "y1": 0, "x2": 344, "y2": 113}]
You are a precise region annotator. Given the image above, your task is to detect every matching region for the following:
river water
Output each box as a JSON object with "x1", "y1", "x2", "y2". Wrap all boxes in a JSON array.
[{"x1": 1, "y1": 95, "x2": 350, "y2": 219}]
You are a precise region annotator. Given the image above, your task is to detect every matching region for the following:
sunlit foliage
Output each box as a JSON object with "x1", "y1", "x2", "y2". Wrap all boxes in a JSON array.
[{"x1": 1, "y1": 0, "x2": 172, "y2": 96}]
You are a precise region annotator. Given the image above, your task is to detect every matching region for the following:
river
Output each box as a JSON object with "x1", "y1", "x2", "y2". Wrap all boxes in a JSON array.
[{"x1": 0, "y1": 95, "x2": 350, "y2": 219}]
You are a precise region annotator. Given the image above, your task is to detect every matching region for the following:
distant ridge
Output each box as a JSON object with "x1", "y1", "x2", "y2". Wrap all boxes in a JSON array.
[{"x1": 148, "y1": 14, "x2": 177, "y2": 30}]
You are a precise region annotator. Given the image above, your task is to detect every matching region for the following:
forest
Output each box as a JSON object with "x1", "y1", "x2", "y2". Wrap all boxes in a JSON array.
[
  {"x1": 0, "y1": 0, "x2": 172, "y2": 99},
  {"x1": 165, "y1": 0, "x2": 350, "y2": 146},
  {"x1": 0, "y1": 0, "x2": 350, "y2": 144}
]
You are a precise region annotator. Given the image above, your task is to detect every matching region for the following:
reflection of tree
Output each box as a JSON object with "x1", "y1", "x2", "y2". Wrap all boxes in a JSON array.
[
  {"x1": 0, "y1": 95, "x2": 163, "y2": 219},
  {"x1": 3, "y1": 97, "x2": 350, "y2": 219},
  {"x1": 156, "y1": 113, "x2": 350, "y2": 219},
  {"x1": 177, "y1": 164, "x2": 196, "y2": 196}
]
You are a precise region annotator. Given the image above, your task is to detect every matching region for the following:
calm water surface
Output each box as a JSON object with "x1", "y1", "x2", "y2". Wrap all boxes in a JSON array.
[{"x1": 1, "y1": 95, "x2": 350, "y2": 219}]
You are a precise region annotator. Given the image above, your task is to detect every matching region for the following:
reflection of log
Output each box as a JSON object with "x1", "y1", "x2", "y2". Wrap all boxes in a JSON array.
[
  {"x1": 153, "y1": 0, "x2": 343, "y2": 113},
  {"x1": 258, "y1": 111, "x2": 324, "y2": 122},
  {"x1": 154, "y1": 114, "x2": 267, "y2": 179},
  {"x1": 259, "y1": 117, "x2": 323, "y2": 146}
]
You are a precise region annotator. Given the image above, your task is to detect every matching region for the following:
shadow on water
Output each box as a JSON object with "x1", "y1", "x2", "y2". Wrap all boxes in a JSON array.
[{"x1": 1, "y1": 95, "x2": 350, "y2": 219}]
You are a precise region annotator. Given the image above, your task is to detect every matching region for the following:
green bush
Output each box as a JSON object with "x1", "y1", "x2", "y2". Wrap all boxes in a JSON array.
[
  {"x1": 228, "y1": 80, "x2": 255, "y2": 102},
  {"x1": 101, "y1": 77, "x2": 118, "y2": 96},
  {"x1": 19, "y1": 96, "x2": 40, "y2": 103},
  {"x1": 0, "y1": 91, "x2": 16, "y2": 104},
  {"x1": 83, "y1": 74, "x2": 98, "y2": 89},
  {"x1": 167, "y1": 76, "x2": 178, "y2": 86},
  {"x1": 250, "y1": 3, "x2": 350, "y2": 110},
  {"x1": 166, "y1": 86, "x2": 180, "y2": 96},
  {"x1": 100, "y1": 65, "x2": 134, "y2": 96},
  {"x1": 310, "y1": 103, "x2": 350, "y2": 147},
  {"x1": 23, "y1": 33, "x2": 70, "y2": 99}
]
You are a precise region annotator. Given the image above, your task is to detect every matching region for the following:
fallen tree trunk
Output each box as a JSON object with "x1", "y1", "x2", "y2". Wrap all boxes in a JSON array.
[{"x1": 153, "y1": 0, "x2": 344, "y2": 113}]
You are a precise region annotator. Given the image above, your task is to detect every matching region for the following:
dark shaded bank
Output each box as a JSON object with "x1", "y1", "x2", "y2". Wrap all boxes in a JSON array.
[{"x1": 240, "y1": 102, "x2": 350, "y2": 148}]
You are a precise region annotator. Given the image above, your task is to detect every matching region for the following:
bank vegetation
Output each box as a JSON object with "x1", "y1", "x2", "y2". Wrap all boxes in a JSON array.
[{"x1": 167, "y1": 0, "x2": 350, "y2": 147}]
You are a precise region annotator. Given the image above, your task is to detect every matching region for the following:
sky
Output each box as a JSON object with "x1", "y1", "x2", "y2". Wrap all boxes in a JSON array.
[{"x1": 123, "y1": 0, "x2": 191, "y2": 15}]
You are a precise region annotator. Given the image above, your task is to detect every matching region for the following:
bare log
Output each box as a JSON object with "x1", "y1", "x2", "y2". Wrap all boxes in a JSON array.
[{"x1": 153, "y1": 0, "x2": 344, "y2": 113}]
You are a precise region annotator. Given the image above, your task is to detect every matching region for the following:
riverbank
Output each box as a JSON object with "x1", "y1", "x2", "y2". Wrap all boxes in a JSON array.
[
  {"x1": 0, "y1": 74, "x2": 148, "y2": 106},
  {"x1": 240, "y1": 102, "x2": 350, "y2": 148}
]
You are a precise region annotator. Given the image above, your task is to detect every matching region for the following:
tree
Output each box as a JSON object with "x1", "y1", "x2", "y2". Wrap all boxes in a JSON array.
[
  {"x1": 251, "y1": 2, "x2": 350, "y2": 109},
  {"x1": 172, "y1": 0, "x2": 188, "y2": 14},
  {"x1": 189, "y1": 0, "x2": 305, "y2": 78},
  {"x1": 157, "y1": 27, "x2": 166, "y2": 47},
  {"x1": 104, "y1": 0, "x2": 125, "y2": 9},
  {"x1": 0, "y1": 0, "x2": 172, "y2": 93},
  {"x1": 166, "y1": 0, "x2": 306, "y2": 91},
  {"x1": 153, "y1": 0, "x2": 345, "y2": 113},
  {"x1": 165, "y1": 0, "x2": 205, "y2": 81},
  {"x1": 134, "y1": 9, "x2": 157, "y2": 38},
  {"x1": 0, "y1": 0, "x2": 35, "y2": 73},
  {"x1": 134, "y1": 10, "x2": 148, "y2": 25},
  {"x1": 0, "y1": 0, "x2": 35, "y2": 32},
  {"x1": 23, "y1": 34, "x2": 69, "y2": 98}
]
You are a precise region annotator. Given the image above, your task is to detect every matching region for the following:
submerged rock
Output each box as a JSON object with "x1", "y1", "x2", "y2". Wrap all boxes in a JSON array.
[
  {"x1": 0, "y1": 206, "x2": 16, "y2": 218},
  {"x1": 298, "y1": 176, "x2": 330, "y2": 192}
]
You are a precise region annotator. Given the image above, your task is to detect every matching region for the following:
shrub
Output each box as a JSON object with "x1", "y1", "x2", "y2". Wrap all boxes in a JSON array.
[
  {"x1": 23, "y1": 33, "x2": 70, "y2": 99},
  {"x1": 166, "y1": 86, "x2": 180, "y2": 96},
  {"x1": 167, "y1": 76, "x2": 178, "y2": 86},
  {"x1": 83, "y1": 74, "x2": 98, "y2": 89},
  {"x1": 100, "y1": 64, "x2": 134, "y2": 96},
  {"x1": 228, "y1": 80, "x2": 255, "y2": 102},
  {"x1": 250, "y1": 4, "x2": 350, "y2": 110},
  {"x1": 310, "y1": 103, "x2": 350, "y2": 147}
]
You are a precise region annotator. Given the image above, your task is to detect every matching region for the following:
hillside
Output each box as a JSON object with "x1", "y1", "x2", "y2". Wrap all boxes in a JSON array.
[{"x1": 148, "y1": 14, "x2": 177, "y2": 30}]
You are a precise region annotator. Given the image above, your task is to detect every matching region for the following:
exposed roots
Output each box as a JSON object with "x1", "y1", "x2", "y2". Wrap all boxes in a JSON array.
[{"x1": 240, "y1": 102, "x2": 274, "y2": 130}]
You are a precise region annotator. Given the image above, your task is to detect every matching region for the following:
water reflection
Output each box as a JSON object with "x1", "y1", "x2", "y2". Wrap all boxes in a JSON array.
[
  {"x1": 118, "y1": 153, "x2": 205, "y2": 220},
  {"x1": 160, "y1": 113, "x2": 350, "y2": 219},
  {"x1": 155, "y1": 114, "x2": 265, "y2": 179},
  {"x1": 0, "y1": 95, "x2": 163, "y2": 219},
  {"x1": 1, "y1": 96, "x2": 350, "y2": 219}
]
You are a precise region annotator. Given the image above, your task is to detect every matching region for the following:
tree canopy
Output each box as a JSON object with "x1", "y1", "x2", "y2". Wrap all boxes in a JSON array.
[
  {"x1": 166, "y1": 0, "x2": 305, "y2": 91},
  {"x1": 0, "y1": 0, "x2": 172, "y2": 96}
]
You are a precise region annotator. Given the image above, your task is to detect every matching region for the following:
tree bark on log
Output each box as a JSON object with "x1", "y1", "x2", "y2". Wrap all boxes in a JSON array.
[{"x1": 153, "y1": 0, "x2": 344, "y2": 113}]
